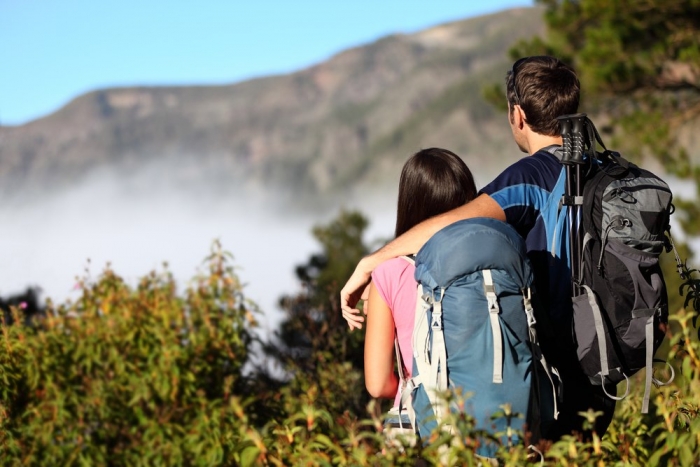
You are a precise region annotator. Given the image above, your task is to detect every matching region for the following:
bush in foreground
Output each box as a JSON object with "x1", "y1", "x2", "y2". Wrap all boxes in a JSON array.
[
  {"x1": 1, "y1": 240, "x2": 700, "y2": 465},
  {"x1": 0, "y1": 242, "x2": 258, "y2": 465}
]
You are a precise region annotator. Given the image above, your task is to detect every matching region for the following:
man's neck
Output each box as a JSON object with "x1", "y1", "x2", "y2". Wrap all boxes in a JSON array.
[{"x1": 527, "y1": 135, "x2": 563, "y2": 155}]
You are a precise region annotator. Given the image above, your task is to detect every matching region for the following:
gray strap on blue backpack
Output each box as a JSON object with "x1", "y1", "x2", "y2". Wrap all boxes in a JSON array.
[
  {"x1": 429, "y1": 290, "x2": 448, "y2": 392},
  {"x1": 483, "y1": 269, "x2": 503, "y2": 383}
]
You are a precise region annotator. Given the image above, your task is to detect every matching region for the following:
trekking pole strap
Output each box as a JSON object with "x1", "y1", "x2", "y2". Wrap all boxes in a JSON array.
[
  {"x1": 586, "y1": 115, "x2": 608, "y2": 153},
  {"x1": 483, "y1": 270, "x2": 503, "y2": 383}
]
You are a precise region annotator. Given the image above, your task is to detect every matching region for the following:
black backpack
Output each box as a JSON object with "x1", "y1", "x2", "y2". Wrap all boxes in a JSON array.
[{"x1": 558, "y1": 114, "x2": 675, "y2": 413}]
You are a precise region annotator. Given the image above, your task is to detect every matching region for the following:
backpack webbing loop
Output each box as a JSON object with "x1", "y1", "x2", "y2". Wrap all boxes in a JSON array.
[
  {"x1": 651, "y1": 360, "x2": 675, "y2": 388},
  {"x1": 601, "y1": 373, "x2": 629, "y2": 401}
]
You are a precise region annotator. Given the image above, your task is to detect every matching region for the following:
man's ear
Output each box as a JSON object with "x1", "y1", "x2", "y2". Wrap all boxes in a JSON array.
[{"x1": 513, "y1": 105, "x2": 526, "y2": 129}]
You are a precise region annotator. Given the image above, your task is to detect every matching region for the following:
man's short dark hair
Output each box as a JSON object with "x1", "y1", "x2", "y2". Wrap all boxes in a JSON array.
[{"x1": 506, "y1": 56, "x2": 580, "y2": 136}]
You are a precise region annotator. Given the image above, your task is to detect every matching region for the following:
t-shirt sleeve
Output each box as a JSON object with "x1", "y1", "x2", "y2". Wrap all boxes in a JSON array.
[
  {"x1": 371, "y1": 258, "x2": 413, "y2": 310},
  {"x1": 479, "y1": 156, "x2": 551, "y2": 235}
]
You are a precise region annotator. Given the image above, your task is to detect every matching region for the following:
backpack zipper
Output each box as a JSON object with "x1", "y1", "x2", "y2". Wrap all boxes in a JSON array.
[
  {"x1": 598, "y1": 217, "x2": 631, "y2": 272},
  {"x1": 603, "y1": 184, "x2": 672, "y2": 203}
]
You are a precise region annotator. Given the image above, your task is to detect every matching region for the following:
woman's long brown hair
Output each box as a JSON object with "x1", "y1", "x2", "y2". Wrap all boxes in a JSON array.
[{"x1": 394, "y1": 148, "x2": 477, "y2": 238}]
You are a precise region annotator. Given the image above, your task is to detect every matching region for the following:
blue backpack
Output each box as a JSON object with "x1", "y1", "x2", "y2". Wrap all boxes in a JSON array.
[{"x1": 400, "y1": 218, "x2": 559, "y2": 458}]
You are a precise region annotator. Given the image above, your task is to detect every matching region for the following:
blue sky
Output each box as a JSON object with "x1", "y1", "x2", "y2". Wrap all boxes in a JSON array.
[{"x1": 1, "y1": 0, "x2": 533, "y2": 126}]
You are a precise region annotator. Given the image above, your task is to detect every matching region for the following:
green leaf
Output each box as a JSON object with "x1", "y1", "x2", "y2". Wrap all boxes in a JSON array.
[{"x1": 239, "y1": 446, "x2": 260, "y2": 467}]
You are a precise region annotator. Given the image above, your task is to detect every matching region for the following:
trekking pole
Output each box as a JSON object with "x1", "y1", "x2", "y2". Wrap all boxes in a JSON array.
[{"x1": 557, "y1": 113, "x2": 588, "y2": 297}]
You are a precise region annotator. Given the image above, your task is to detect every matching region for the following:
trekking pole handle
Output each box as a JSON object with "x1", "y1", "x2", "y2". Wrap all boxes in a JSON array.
[{"x1": 557, "y1": 113, "x2": 587, "y2": 166}]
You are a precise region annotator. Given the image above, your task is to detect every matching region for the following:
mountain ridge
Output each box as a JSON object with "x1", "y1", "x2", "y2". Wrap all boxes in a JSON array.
[{"x1": 0, "y1": 8, "x2": 545, "y2": 207}]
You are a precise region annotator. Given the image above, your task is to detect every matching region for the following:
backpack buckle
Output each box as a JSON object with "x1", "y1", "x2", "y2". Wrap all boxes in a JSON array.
[
  {"x1": 486, "y1": 292, "x2": 499, "y2": 314},
  {"x1": 523, "y1": 289, "x2": 536, "y2": 327}
]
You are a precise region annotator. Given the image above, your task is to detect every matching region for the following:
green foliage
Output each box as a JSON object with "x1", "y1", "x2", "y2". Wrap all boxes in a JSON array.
[
  {"x1": 534, "y1": 0, "x2": 700, "y2": 93},
  {"x1": 677, "y1": 262, "x2": 700, "y2": 327},
  {"x1": 270, "y1": 210, "x2": 371, "y2": 416},
  {"x1": 0, "y1": 241, "x2": 258, "y2": 465}
]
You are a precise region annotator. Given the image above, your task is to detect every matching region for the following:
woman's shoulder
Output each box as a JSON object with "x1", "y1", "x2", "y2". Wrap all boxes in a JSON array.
[
  {"x1": 372, "y1": 257, "x2": 416, "y2": 289},
  {"x1": 374, "y1": 256, "x2": 415, "y2": 275},
  {"x1": 371, "y1": 256, "x2": 417, "y2": 311}
]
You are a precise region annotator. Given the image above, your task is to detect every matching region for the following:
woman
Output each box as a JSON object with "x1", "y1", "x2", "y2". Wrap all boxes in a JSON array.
[{"x1": 364, "y1": 147, "x2": 477, "y2": 430}]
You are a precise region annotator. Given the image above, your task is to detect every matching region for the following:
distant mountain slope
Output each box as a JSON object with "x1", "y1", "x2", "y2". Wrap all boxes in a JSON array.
[{"x1": 0, "y1": 7, "x2": 545, "y2": 207}]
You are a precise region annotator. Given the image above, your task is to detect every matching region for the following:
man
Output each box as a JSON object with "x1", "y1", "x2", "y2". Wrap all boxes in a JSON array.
[{"x1": 340, "y1": 56, "x2": 616, "y2": 439}]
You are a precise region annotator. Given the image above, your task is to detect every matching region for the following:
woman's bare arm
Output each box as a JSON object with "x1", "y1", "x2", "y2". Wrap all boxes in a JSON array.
[{"x1": 364, "y1": 282, "x2": 399, "y2": 399}]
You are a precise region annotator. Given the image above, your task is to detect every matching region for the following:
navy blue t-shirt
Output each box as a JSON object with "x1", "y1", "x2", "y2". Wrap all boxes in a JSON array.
[{"x1": 479, "y1": 147, "x2": 572, "y2": 330}]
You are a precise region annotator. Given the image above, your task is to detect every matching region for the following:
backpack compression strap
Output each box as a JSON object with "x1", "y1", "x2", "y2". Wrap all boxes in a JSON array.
[
  {"x1": 401, "y1": 282, "x2": 450, "y2": 428},
  {"x1": 483, "y1": 270, "x2": 503, "y2": 383},
  {"x1": 581, "y1": 284, "x2": 631, "y2": 402},
  {"x1": 399, "y1": 282, "x2": 437, "y2": 430}
]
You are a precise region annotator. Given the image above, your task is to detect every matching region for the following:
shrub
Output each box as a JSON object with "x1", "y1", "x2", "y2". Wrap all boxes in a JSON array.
[{"x1": 0, "y1": 241, "x2": 257, "y2": 465}]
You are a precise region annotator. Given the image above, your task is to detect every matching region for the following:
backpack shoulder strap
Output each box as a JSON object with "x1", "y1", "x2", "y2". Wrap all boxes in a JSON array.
[{"x1": 483, "y1": 269, "x2": 503, "y2": 383}]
